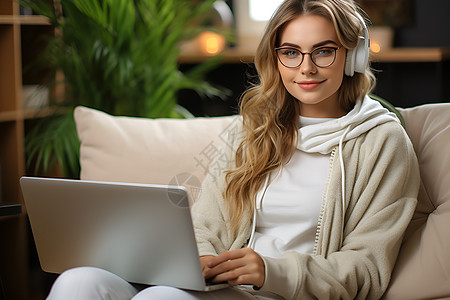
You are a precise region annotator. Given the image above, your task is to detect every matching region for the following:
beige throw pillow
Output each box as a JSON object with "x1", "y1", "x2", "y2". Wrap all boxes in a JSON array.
[{"x1": 74, "y1": 106, "x2": 238, "y2": 202}]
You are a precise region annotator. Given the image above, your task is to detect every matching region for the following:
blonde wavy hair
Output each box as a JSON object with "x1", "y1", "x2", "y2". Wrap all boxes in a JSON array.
[{"x1": 224, "y1": 0, "x2": 376, "y2": 237}]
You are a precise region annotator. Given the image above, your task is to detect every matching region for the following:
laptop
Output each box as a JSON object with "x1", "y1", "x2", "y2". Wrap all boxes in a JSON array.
[{"x1": 20, "y1": 176, "x2": 229, "y2": 291}]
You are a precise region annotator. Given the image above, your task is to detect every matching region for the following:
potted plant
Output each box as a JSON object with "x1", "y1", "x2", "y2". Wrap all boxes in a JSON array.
[{"x1": 20, "y1": 0, "x2": 228, "y2": 178}]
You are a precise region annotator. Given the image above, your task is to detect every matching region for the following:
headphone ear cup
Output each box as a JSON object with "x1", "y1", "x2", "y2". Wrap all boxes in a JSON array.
[
  {"x1": 345, "y1": 36, "x2": 369, "y2": 77},
  {"x1": 354, "y1": 36, "x2": 369, "y2": 73},
  {"x1": 345, "y1": 48, "x2": 356, "y2": 76}
]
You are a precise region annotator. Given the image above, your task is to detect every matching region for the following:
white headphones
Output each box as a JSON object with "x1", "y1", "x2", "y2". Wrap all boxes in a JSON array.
[{"x1": 344, "y1": 14, "x2": 370, "y2": 77}]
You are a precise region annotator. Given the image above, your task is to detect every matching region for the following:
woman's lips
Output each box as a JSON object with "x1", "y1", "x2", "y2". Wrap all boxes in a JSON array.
[{"x1": 296, "y1": 80, "x2": 325, "y2": 90}]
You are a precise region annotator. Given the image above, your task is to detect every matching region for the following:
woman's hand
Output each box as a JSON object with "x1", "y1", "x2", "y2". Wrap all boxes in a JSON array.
[
  {"x1": 200, "y1": 255, "x2": 215, "y2": 275},
  {"x1": 202, "y1": 248, "x2": 265, "y2": 288}
]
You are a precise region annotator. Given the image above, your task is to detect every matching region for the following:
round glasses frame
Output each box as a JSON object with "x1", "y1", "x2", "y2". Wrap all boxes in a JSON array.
[{"x1": 274, "y1": 45, "x2": 343, "y2": 68}]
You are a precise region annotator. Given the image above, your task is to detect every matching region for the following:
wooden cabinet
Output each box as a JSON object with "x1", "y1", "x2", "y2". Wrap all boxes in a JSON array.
[{"x1": 0, "y1": 1, "x2": 53, "y2": 299}]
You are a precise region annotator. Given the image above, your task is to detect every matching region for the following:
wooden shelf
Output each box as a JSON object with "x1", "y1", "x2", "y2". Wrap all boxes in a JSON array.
[
  {"x1": 179, "y1": 46, "x2": 450, "y2": 64},
  {"x1": 179, "y1": 46, "x2": 256, "y2": 64},
  {"x1": 371, "y1": 47, "x2": 450, "y2": 63},
  {"x1": 0, "y1": 108, "x2": 59, "y2": 122},
  {"x1": 0, "y1": 203, "x2": 22, "y2": 217},
  {"x1": 0, "y1": 110, "x2": 19, "y2": 122},
  {"x1": 0, "y1": 15, "x2": 51, "y2": 25},
  {"x1": 0, "y1": 2, "x2": 55, "y2": 299}
]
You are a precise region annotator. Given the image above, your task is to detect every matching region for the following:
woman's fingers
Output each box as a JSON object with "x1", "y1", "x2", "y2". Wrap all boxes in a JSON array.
[
  {"x1": 203, "y1": 248, "x2": 265, "y2": 287},
  {"x1": 199, "y1": 255, "x2": 215, "y2": 275},
  {"x1": 211, "y1": 265, "x2": 262, "y2": 286},
  {"x1": 207, "y1": 249, "x2": 242, "y2": 268}
]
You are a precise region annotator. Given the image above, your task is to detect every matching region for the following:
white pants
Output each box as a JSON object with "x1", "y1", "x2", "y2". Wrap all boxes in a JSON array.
[{"x1": 46, "y1": 267, "x2": 283, "y2": 300}]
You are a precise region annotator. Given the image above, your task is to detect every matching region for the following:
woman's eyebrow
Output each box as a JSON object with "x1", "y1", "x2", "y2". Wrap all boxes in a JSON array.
[
  {"x1": 279, "y1": 40, "x2": 339, "y2": 49},
  {"x1": 313, "y1": 40, "x2": 339, "y2": 48},
  {"x1": 279, "y1": 42, "x2": 301, "y2": 48}
]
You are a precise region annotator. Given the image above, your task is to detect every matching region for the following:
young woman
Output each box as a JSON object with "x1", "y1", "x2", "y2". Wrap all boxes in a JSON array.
[{"x1": 47, "y1": 0, "x2": 420, "y2": 299}]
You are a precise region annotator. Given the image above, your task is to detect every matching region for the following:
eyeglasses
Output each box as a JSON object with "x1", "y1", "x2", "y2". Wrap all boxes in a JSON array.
[{"x1": 274, "y1": 46, "x2": 343, "y2": 68}]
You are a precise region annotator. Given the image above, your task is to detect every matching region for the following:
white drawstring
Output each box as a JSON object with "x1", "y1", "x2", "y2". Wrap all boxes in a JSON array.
[{"x1": 248, "y1": 209, "x2": 257, "y2": 249}]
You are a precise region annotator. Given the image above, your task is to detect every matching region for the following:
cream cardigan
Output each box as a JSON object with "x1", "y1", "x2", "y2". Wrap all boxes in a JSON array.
[{"x1": 191, "y1": 120, "x2": 420, "y2": 299}]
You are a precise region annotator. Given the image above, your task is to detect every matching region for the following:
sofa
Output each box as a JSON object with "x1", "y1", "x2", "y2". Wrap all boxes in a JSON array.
[{"x1": 74, "y1": 102, "x2": 450, "y2": 299}]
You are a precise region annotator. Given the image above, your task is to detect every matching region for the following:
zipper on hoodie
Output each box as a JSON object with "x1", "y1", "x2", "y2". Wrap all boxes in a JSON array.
[{"x1": 313, "y1": 147, "x2": 337, "y2": 255}]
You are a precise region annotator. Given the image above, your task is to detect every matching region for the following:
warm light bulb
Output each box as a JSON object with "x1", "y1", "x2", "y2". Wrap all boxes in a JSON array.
[
  {"x1": 198, "y1": 31, "x2": 225, "y2": 55},
  {"x1": 371, "y1": 42, "x2": 381, "y2": 53},
  {"x1": 206, "y1": 37, "x2": 219, "y2": 54}
]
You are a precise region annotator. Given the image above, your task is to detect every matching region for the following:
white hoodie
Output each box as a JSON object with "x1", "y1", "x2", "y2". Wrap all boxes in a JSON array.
[
  {"x1": 247, "y1": 95, "x2": 400, "y2": 249},
  {"x1": 192, "y1": 94, "x2": 419, "y2": 299},
  {"x1": 297, "y1": 95, "x2": 400, "y2": 154}
]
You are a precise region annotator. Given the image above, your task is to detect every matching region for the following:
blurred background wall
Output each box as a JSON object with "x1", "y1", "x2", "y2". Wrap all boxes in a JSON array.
[{"x1": 178, "y1": 0, "x2": 450, "y2": 117}]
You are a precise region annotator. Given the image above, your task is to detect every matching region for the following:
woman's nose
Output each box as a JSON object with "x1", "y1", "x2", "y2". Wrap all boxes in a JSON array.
[{"x1": 299, "y1": 54, "x2": 317, "y2": 74}]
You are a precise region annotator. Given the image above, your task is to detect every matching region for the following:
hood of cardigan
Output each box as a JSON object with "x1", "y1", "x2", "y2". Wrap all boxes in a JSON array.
[{"x1": 296, "y1": 95, "x2": 400, "y2": 154}]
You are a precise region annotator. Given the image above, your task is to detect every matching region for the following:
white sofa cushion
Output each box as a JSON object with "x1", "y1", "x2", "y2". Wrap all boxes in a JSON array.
[
  {"x1": 74, "y1": 106, "x2": 238, "y2": 201},
  {"x1": 383, "y1": 103, "x2": 450, "y2": 299},
  {"x1": 75, "y1": 104, "x2": 450, "y2": 299}
]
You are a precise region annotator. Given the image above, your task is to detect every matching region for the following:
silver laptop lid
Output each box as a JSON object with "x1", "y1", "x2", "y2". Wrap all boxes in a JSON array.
[{"x1": 20, "y1": 176, "x2": 208, "y2": 291}]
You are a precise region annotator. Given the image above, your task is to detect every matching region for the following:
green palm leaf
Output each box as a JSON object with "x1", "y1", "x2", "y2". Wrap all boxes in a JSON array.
[{"x1": 19, "y1": 0, "x2": 228, "y2": 178}]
